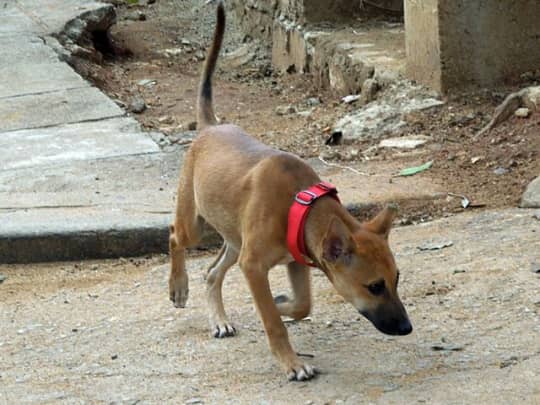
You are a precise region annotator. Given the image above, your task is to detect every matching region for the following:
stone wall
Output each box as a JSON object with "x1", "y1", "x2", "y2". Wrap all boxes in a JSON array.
[
  {"x1": 406, "y1": 0, "x2": 540, "y2": 92},
  {"x1": 228, "y1": 0, "x2": 403, "y2": 41},
  {"x1": 229, "y1": 0, "x2": 406, "y2": 94},
  {"x1": 227, "y1": 0, "x2": 278, "y2": 41}
]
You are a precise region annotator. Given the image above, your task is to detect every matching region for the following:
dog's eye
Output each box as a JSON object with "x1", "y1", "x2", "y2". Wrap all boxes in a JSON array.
[{"x1": 367, "y1": 280, "x2": 385, "y2": 296}]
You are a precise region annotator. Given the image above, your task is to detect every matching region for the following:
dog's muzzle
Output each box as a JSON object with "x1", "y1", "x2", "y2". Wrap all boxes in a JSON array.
[{"x1": 360, "y1": 309, "x2": 413, "y2": 336}]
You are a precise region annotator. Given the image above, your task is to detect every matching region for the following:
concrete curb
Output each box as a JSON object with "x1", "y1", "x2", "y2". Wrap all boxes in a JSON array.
[
  {"x1": 0, "y1": 201, "x2": 401, "y2": 264},
  {"x1": 0, "y1": 223, "x2": 222, "y2": 264}
]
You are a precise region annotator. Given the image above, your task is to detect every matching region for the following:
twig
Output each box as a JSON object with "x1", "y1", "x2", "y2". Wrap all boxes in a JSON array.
[
  {"x1": 476, "y1": 89, "x2": 527, "y2": 137},
  {"x1": 318, "y1": 155, "x2": 369, "y2": 176}
]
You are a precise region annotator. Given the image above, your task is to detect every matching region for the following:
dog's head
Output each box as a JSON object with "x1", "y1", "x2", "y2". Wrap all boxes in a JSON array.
[{"x1": 317, "y1": 205, "x2": 412, "y2": 336}]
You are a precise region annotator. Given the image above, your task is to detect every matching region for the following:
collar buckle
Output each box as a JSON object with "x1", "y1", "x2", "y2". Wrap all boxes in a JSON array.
[{"x1": 294, "y1": 190, "x2": 317, "y2": 205}]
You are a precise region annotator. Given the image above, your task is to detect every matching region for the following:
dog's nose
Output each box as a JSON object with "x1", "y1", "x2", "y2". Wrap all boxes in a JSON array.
[{"x1": 397, "y1": 319, "x2": 412, "y2": 335}]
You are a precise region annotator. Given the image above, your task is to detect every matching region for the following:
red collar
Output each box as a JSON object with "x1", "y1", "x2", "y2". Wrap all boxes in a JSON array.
[{"x1": 287, "y1": 181, "x2": 340, "y2": 267}]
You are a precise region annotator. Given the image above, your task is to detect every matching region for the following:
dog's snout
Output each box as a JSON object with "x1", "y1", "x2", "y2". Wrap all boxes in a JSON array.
[
  {"x1": 397, "y1": 318, "x2": 412, "y2": 335},
  {"x1": 359, "y1": 308, "x2": 413, "y2": 336}
]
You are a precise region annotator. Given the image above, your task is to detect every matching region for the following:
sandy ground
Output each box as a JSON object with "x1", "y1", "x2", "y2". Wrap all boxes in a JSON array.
[{"x1": 1, "y1": 209, "x2": 539, "y2": 404}]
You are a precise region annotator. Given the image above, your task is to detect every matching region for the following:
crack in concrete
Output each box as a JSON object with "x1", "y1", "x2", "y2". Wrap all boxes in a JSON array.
[{"x1": 0, "y1": 85, "x2": 91, "y2": 101}]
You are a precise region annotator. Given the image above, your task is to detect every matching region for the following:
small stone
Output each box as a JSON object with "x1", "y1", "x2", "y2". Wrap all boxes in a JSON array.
[
  {"x1": 471, "y1": 156, "x2": 484, "y2": 164},
  {"x1": 163, "y1": 48, "x2": 183, "y2": 57},
  {"x1": 275, "y1": 105, "x2": 297, "y2": 116},
  {"x1": 320, "y1": 149, "x2": 338, "y2": 160},
  {"x1": 129, "y1": 97, "x2": 147, "y2": 114},
  {"x1": 296, "y1": 110, "x2": 312, "y2": 118},
  {"x1": 0, "y1": 273, "x2": 6, "y2": 284},
  {"x1": 431, "y1": 343, "x2": 464, "y2": 352},
  {"x1": 341, "y1": 94, "x2": 360, "y2": 104},
  {"x1": 523, "y1": 86, "x2": 540, "y2": 110},
  {"x1": 360, "y1": 78, "x2": 379, "y2": 104},
  {"x1": 195, "y1": 50, "x2": 205, "y2": 61},
  {"x1": 181, "y1": 38, "x2": 191, "y2": 46},
  {"x1": 185, "y1": 399, "x2": 203, "y2": 405},
  {"x1": 187, "y1": 121, "x2": 197, "y2": 131},
  {"x1": 515, "y1": 107, "x2": 530, "y2": 118},
  {"x1": 126, "y1": 11, "x2": 146, "y2": 21},
  {"x1": 325, "y1": 321, "x2": 333, "y2": 328},
  {"x1": 520, "y1": 176, "x2": 540, "y2": 208},
  {"x1": 520, "y1": 71, "x2": 535, "y2": 81},
  {"x1": 158, "y1": 115, "x2": 174, "y2": 125},
  {"x1": 499, "y1": 356, "x2": 519, "y2": 368},
  {"x1": 306, "y1": 97, "x2": 321, "y2": 106},
  {"x1": 137, "y1": 79, "x2": 157, "y2": 87},
  {"x1": 531, "y1": 263, "x2": 540, "y2": 274},
  {"x1": 493, "y1": 167, "x2": 509, "y2": 176},
  {"x1": 111, "y1": 354, "x2": 118, "y2": 360}
]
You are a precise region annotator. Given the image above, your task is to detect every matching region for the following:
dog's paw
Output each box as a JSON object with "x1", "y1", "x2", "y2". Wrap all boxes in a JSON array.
[
  {"x1": 286, "y1": 362, "x2": 317, "y2": 382},
  {"x1": 212, "y1": 322, "x2": 236, "y2": 338},
  {"x1": 169, "y1": 276, "x2": 189, "y2": 308},
  {"x1": 170, "y1": 288, "x2": 189, "y2": 308}
]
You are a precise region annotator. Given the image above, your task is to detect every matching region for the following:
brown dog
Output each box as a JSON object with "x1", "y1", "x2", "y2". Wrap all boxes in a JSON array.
[{"x1": 169, "y1": 1, "x2": 412, "y2": 381}]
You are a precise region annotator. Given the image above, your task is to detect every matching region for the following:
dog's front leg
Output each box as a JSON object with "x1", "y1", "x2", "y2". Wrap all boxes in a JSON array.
[
  {"x1": 240, "y1": 257, "x2": 316, "y2": 381},
  {"x1": 274, "y1": 262, "x2": 311, "y2": 320}
]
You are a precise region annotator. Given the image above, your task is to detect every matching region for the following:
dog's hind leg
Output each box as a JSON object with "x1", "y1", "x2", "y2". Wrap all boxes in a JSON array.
[
  {"x1": 169, "y1": 154, "x2": 204, "y2": 308},
  {"x1": 274, "y1": 262, "x2": 312, "y2": 320},
  {"x1": 206, "y1": 243, "x2": 239, "y2": 337},
  {"x1": 169, "y1": 219, "x2": 202, "y2": 308}
]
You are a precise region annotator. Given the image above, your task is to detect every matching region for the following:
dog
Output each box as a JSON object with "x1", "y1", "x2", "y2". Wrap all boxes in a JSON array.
[{"x1": 168, "y1": 1, "x2": 412, "y2": 381}]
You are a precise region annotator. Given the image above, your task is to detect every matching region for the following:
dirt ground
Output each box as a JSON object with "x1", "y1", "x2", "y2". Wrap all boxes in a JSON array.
[
  {"x1": 78, "y1": 0, "x2": 540, "y2": 221},
  {"x1": 1, "y1": 209, "x2": 539, "y2": 403}
]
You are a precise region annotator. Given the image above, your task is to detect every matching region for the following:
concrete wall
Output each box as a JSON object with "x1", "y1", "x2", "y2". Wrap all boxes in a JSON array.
[
  {"x1": 404, "y1": 0, "x2": 441, "y2": 90},
  {"x1": 406, "y1": 0, "x2": 540, "y2": 92}
]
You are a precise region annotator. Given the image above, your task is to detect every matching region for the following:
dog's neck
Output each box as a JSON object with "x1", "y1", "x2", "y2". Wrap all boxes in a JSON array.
[{"x1": 303, "y1": 197, "x2": 360, "y2": 271}]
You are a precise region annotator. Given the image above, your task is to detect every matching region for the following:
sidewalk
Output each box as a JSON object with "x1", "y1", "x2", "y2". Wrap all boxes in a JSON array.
[
  {"x1": 0, "y1": 0, "x2": 179, "y2": 262},
  {"x1": 0, "y1": 0, "x2": 445, "y2": 263}
]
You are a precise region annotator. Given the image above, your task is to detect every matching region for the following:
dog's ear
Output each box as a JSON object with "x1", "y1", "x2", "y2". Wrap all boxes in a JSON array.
[
  {"x1": 363, "y1": 204, "x2": 398, "y2": 240},
  {"x1": 322, "y1": 217, "x2": 353, "y2": 263}
]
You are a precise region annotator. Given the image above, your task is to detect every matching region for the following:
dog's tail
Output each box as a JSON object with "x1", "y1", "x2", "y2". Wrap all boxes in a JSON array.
[{"x1": 197, "y1": 0, "x2": 225, "y2": 129}]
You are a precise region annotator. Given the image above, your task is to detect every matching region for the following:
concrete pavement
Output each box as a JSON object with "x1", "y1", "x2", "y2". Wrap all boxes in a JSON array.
[{"x1": 0, "y1": 0, "x2": 178, "y2": 262}]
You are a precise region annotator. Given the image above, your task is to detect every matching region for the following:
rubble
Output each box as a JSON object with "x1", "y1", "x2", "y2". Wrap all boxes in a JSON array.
[{"x1": 335, "y1": 82, "x2": 444, "y2": 140}]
